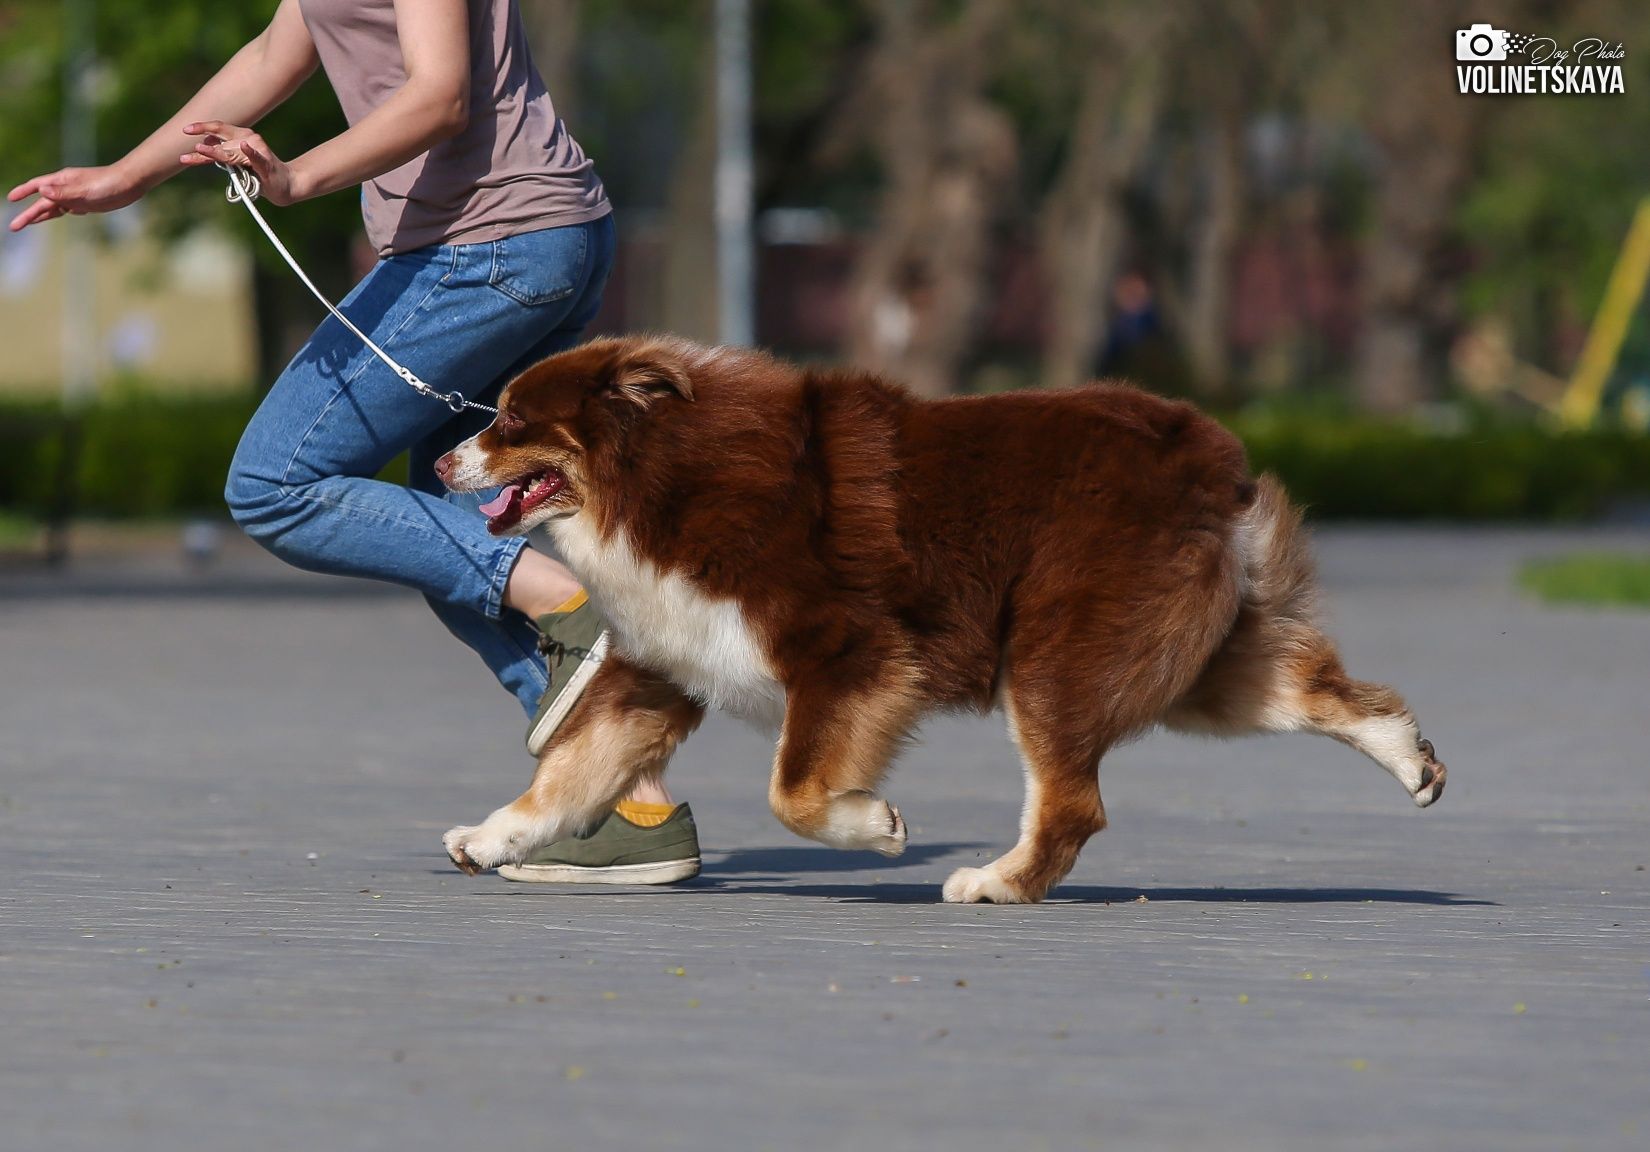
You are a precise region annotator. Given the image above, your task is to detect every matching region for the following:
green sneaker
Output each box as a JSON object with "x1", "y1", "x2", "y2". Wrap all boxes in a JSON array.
[
  {"x1": 497, "y1": 804, "x2": 701, "y2": 885},
  {"x1": 528, "y1": 591, "x2": 610, "y2": 756}
]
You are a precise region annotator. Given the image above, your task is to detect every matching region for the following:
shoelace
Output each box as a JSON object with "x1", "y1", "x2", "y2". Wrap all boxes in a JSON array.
[{"x1": 536, "y1": 634, "x2": 592, "y2": 669}]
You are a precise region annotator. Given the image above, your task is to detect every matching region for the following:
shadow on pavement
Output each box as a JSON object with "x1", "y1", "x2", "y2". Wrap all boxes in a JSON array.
[
  {"x1": 479, "y1": 877, "x2": 1496, "y2": 905},
  {"x1": 701, "y1": 842, "x2": 986, "y2": 875},
  {"x1": 680, "y1": 881, "x2": 1499, "y2": 905}
]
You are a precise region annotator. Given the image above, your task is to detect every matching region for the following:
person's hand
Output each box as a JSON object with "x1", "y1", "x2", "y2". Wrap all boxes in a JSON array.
[
  {"x1": 179, "y1": 121, "x2": 304, "y2": 205},
  {"x1": 6, "y1": 165, "x2": 144, "y2": 232}
]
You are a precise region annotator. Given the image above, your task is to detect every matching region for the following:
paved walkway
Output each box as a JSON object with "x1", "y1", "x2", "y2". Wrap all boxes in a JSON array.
[{"x1": 2, "y1": 526, "x2": 1647, "y2": 1151}]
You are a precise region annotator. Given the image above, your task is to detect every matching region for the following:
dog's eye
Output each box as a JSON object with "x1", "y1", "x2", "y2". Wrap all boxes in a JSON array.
[{"x1": 498, "y1": 410, "x2": 526, "y2": 437}]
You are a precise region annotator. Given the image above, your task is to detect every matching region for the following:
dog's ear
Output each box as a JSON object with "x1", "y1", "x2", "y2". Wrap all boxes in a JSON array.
[{"x1": 605, "y1": 348, "x2": 695, "y2": 410}]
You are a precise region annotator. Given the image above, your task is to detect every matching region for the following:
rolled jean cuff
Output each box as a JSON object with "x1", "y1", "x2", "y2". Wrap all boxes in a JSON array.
[{"x1": 485, "y1": 535, "x2": 530, "y2": 620}]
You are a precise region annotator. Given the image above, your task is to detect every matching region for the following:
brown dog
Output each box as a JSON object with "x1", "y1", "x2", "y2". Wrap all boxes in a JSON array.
[{"x1": 434, "y1": 335, "x2": 1446, "y2": 903}]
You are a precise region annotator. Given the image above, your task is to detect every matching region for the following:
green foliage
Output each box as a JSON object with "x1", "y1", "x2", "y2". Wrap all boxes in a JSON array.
[
  {"x1": 1231, "y1": 414, "x2": 1650, "y2": 520},
  {"x1": 571, "y1": 0, "x2": 873, "y2": 215},
  {"x1": 0, "y1": 391, "x2": 256, "y2": 518},
  {"x1": 1519, "y1": 553, "x2": 1650, "y2": 608},
  {"x1": 2, "y1": 392, "x2": 1648, "y2": 523},
  {"x1": 571, "y1": 0, "x2": 704, "y2": 212},
  {"x1": 0, "y1": 509, "x2": 41, "y2": 550},
  {"x1": 0, "y1": 1, "x2": 357, "y2": 266},
  {"x1": 1457, "y1": 7, "x2": 1650, "y2": 368},
  {"x1": 3, "y1": 0, "x2": 1650, "y2": 406},
  {"x1": 750, "y1": 0, "x2": 872, "y2": 215}
]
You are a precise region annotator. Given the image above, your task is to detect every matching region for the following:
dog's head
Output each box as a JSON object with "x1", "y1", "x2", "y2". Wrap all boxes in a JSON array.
[{"x1": 434, "y1": 336, "x2": 697, "y2": 536}]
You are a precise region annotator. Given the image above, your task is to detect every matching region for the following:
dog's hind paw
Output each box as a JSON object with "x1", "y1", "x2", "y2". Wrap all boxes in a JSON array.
[{"x1": 1411, "y1": 739, "x2": 1447, "y2": 808}]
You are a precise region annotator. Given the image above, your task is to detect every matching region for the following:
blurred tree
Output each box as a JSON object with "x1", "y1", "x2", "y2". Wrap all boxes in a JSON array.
[
  {"x1": 557, "y1": 0, "x2": 702, "y2": 332},
  {"x1": 1458, "y1": 0, "x2": 1650, "y2": 380},
  {"x1": 0, "y1": 0, "x2": 357, "y2": 385},
  {"x1": 1127, "y1": 0, "x2": 1340, "y2": 399},
  {"x1": 826, "y1": 0, "x2": 1016, "y2": 397},
  {"x1": 660, "y1": 2, "x2": 719, "y2": 342},
  {"x1": 520, "y1": 0, "x2": 581, "y2": 123},
  {"x1": 1331, "y1": 0, "x2": 1487, "y2": 412},
  {"x1": 749, "y1": 0, "x2": 872, "y2": 214},
  {"x1": 1159, "y1": 1, "x2": 1279, "y2": 398},
  {"x1": 1022, "y1": 1, "x2": 1169, "y2": 392},
  {"x1": 9, "y1": 0, "x2": 1644, "y2": 416}
]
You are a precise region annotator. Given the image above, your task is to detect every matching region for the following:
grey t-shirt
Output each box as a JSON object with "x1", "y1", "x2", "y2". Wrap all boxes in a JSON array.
[{"x1": 297, "y1": 0, "x2": 609, "y2": 256}]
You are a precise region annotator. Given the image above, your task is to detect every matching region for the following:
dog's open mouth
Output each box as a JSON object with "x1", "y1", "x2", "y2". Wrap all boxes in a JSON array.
[{"x1": 477, "y1": 468, "x2": 567, "y2": 533}]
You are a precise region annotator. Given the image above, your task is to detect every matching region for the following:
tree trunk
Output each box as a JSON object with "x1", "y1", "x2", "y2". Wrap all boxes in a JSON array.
[
  {"x1": 1182, "y1": 111, "x2": 1244, "y2": 396},
  {"x1": 1038, "y1": 31, "x2": 1163, "y2": 392},
  {"x1": 1142, "y1": 1, "x2": 1275, "y2": 399},
  {"x1": 660, "y1": 11, "x2": 721, "y2": 344},
  {"x1": 1352, "y1": 1, "x2": 1483, "y2": 413},
  {"x1": 519, "y1": 0, "x2": 581, "y2": 122},
  {"x1": 842, "y1": 0, "x2": 1012, "y2": 397}
]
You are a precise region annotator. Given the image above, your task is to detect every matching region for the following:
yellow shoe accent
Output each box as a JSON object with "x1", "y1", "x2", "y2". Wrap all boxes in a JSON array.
[
  {"x1": 615, "y1": 800, "x2": 678, "y2": 829},
  {"x1": 549, "y1": 589, "x2": 589, "y2": 615}
]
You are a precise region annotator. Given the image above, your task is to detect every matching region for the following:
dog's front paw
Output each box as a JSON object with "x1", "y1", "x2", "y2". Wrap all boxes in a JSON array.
[
  {"x1": 445, "y1": 805, "x2": 559, "y2": 874},
  {"x1": 443, "y1": 823, "x2": 522, "y2": 875},
  {"x1": 816, "y1": 793, "x2": 908, "y2": 856},
  {"x1": 851, "y1": 798, "x2": 908, "y2": 858},
  {"x1": 942, "y1": 865, "x2": 1024, "y2": 904},
  {"x1": 443, "y1": 825, "x2": 486, "y2": 874}
]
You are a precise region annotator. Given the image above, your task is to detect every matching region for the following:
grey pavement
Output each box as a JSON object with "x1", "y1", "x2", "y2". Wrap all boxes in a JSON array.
[{"x1": 1, "y1": 524, "x2": 1647, "y2": 1151}]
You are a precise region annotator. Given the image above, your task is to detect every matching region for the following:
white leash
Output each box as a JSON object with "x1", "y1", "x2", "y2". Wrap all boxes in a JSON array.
[{"x1": 219, "y1": 163, "x2": 497, "y2": 416}]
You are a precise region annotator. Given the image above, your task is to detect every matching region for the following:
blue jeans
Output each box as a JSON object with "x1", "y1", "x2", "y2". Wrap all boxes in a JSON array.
[{"x1": 226, "y1": 214, "x2": 615, "y2": 715}]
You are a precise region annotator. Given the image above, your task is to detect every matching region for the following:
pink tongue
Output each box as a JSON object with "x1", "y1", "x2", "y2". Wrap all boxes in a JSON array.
[{"x1": 478, "y1": 485, "x2": 521, "y2": 518}]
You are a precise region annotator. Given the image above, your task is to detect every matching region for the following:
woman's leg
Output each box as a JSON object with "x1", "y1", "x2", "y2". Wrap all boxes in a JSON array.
[
  {"x1": 403, "y1": 220, "x2": 673, "y2": 803},
  {"x1": 225, "y1": 220, "x2": 608, "y2": 711},
  {"x1": 404, "y1": 216, "x2": 614, "y2": 713}
]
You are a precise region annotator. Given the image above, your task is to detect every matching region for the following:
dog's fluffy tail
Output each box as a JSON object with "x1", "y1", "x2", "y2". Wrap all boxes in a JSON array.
[
  {"x1": 1233, "y1": 473, "x2": 1317, "y2": 627},
  {"x1": 1161, "y1": 474, "x2": 1320, "y2": 735}
]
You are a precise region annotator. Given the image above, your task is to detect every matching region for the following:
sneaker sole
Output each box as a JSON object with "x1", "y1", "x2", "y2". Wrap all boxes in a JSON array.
[
  {"x1": 526, "y1": 630, "x2": 611, "y2": 756},
  {"x1": 496, "y1": 857, "x2": 701, "y2": 885}
]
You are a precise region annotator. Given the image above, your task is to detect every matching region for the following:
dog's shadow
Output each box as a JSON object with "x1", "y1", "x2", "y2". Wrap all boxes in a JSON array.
[
  {"x1": 685, "y1": 879, "x2": 1497, "y2": 906},
  {"x1": 693, "y1": 845, "x2": 1493, "y2": 905},
  {"x1": 441, "y1": 840, "x2": 1491, "y2": 905},
  {"x1": 471, "y1": 842, "x2": 1492, "y2": 905},
  {"x1": 699, "y1": 841, "x2": 980, "y2": 878}
]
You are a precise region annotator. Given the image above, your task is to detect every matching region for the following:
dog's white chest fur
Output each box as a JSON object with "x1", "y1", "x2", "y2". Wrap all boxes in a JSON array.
[{"x1": 547, "y1": 514, "x2": 785, "y2": 727}]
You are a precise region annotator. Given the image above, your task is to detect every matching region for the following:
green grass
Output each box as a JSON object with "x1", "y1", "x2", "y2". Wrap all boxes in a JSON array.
[
  {"x1": 0, "y1": 511, "x2": 41, "y2": 551},
  {"x1": 1518, "y1": 552, "x2": 1650, "y2": 607}
]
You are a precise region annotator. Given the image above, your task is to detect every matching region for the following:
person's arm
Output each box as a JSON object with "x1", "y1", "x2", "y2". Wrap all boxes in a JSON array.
[
  {"x1": 6, "y1": 0, "x2": 318, "y2": 230},
  {"x1": 179, "y1": 0, "x2": 471, "y2": 206}
]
